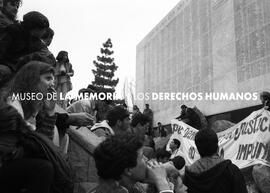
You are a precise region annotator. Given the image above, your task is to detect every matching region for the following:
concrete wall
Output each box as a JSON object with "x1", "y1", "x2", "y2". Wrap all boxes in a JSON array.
[{"x1": 136, "y1": 0, "x2": 270, "y2": 126}]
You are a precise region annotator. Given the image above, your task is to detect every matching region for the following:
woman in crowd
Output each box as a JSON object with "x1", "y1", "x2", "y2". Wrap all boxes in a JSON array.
[
  {"x1": 5, "y1": 61, "x2": 56, "y2": 132},
  {"x1": 55, "y1": 51, "x2": 74, "y2": 109}
]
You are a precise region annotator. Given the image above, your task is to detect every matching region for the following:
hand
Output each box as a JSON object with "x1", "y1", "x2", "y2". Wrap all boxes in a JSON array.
[
  {"x1": 174, "y1": 176, "x2": 188, "y2": 193},
  {"x1": 67, "y1": 112, "x2": 95, "y2": 126},
  {"x1": 146, "y1": 160, "x2": 171, "y2": 191}
]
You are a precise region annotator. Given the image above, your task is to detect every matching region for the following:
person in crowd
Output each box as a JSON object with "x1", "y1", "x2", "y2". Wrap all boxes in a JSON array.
[
  {"x1": 184, "y1": 129, "x2": 248, "y2": 193},
  {"x1": 67, "y1": 87, "x2": 97, "y2": 126},
  {"x1": 4, "y1": 59, "x2": 94, "y2": 148},
  {"x1": 169, "y1": 139, "x2": 181, "y2": 159},
  {"x1": 143, "y1": 104, "x2": 153, "y2": 129},
  {"x1": 260, "y1": 91, "x2": 270, "y2": 110},
  {"x1": 0, "y1": 0, "x2": 21, "y2": 28},
  {"x1": 157, "y1": 122, "x2": 166, "y2": 136},
  {"x1": 0, "y1": 11, "x2": 49, "y2": 85},
  {"x1": 131, "y1": 113, "x2": 155, "y2": 151},
  {"x1": 40, "y1": 27, "x2": 56, "y2": 67},
  {"x1": 176, "y1": 105, "x2": 201, "y2": 130},
  {"x1": 0, "y1": 103, "x2": 73, "y2": 193},
  {"x1": 42, "y1": 27, "x2": 54, "y2": 47},
  {"x1": 95, "y1": 99, "x2": 115, "y2": 122},
  {"x1": 92, "y1": 133, "x2": 185, "y2": 193},
  {"x1": 91, "y1": 105, "x2": 130, "y2": 137},
  {"x1": 55, "y1": 51, "x2": 74, "y2": 109},
  {"x1": 156, "y1": 148, "x2": 171, "y2": 163},
  {"x1": 132, "y1": 105, "x2": 141, "y2": 118},
  {"x1": 5, "y1": 61, "x2": 58, "y2": 139},
  {"x1": 155, "y1": 129, "x2": 170, "y2": 150}
]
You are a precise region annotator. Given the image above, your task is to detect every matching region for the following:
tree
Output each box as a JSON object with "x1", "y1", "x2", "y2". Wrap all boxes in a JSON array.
[{"x1": 91, "y1": 38, "x2": 119, "y2": 93}]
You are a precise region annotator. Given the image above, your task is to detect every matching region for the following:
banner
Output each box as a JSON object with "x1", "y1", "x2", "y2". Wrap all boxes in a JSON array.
[{"x1": 168, "y1": 109, "x2": 270, "y2": 169}]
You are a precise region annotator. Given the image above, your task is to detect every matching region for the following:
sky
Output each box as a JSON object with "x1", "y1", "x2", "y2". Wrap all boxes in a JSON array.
[{"x1": 18, "y1": 0, "x2": 180, "y2": 98}]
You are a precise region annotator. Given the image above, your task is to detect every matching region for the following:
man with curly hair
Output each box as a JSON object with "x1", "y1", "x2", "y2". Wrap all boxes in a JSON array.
[{"x1": 92, "y1": 134, "x2": 174, "y2": 193}]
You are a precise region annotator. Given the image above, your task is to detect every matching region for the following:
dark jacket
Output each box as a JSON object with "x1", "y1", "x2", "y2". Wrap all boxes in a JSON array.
[
  {"x1": 184, "y1": 160, "x2": 248, "y2": 193},
  {"x1": 0, "y1": 128, "x2": 73, "y2": 193},
  {"x1": 0, "y1": 23, "x2": 46, "y2": 72},
  {"x1": 177, "y1": 108, "x2": 201, "y2": 130}
]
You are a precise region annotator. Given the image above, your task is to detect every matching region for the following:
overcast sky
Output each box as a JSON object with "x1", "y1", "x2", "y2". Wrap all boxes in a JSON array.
[{"x1": 18, "y1": 0, "x2": 180, "y2": 97}]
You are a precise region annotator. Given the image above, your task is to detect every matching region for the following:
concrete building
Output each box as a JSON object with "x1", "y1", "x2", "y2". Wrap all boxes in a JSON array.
[{"x1": 136, "y1": 0, "x2": 270, "y2": 126}]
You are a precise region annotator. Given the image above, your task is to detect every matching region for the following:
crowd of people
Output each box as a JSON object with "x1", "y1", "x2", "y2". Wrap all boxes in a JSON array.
[{"x1": 1, "y1": 0, "x2": 269, "y2": 193}]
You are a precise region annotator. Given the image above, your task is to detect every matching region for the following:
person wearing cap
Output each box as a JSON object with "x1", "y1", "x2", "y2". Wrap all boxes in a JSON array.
[
  {"x1": 0, "y1": 11, "x2": 49, "y2": 84},
  {"x1": 184, "y1": 129, "x2": 247, "y2": 193}
]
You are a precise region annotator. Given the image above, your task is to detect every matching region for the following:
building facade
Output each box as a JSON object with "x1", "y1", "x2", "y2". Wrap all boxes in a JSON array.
[{"x1": 136, "y1": 0, "x2": 270, "y2": 125}]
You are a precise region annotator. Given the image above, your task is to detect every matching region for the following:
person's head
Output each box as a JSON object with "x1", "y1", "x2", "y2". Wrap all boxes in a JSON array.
[
  {"x1": 156, "y1": 148, "x2": 171, "y2": 163},
  {"x1": 181, "y1": 104, "x2": 187, "y2": 113},
  {"x1": 106, "y1": 106, "x2": 130, "y2": 133},
  {"x1": 145, "y1": 104, "x2": 149, "y2": 109},
  {"x1": 260, "y1": 92, "x2": 270, "y2": 107},
  {"x1": 2, "y1": 0, "x2": 21, "y2": 20},
  {"x1": 41, "y1": 27, "x2": 54, "y2": 46},
  {"x1": 10, "y1": 61, "x2": 54, "y2": 119},
  {"x1": 131, "y1": 113, "x2": 149, "y2": 137},
  {"x1": 56, "y1": 51, "x2": 69, "y2": 63},
  {"x1": 22, "y1": 11, "x2": 49, "y2": 38},
  {"x1": 133, "y1": 105, "x2": 139, "y2": 111},
  {"x1": 169, "y1": 139, "x2": 181, "y2": 151},
  {"x1": 157, "y1": 122, "x2": 162, "y2": 127},
  {"x1": 169, "y1": 156, "x2": 186, "y2": 170},
  {"x1": 195, "y1": 129, "x2": 219, "y2": 157},
  {"x1": 94, "y1": 134, "x2": 147, "y2": 182}
]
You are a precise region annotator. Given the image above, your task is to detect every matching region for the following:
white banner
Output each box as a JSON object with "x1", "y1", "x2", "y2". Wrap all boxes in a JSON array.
[{"x1": 168, "y1": 109, "x2": 270, "y2": 169}]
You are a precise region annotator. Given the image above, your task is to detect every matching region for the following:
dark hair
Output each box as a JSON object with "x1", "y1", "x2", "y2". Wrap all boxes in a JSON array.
[
  {"x1": 131, "y1": 113, "x2": 149, "y2": 127},
  {"x1": 0, "y1": 102, "x2": 27, "y2": 132},
  {"x1": 172, "y1": 139, "x2": 181, "y2": 149},
  {"x1": 87, "y1": 84, "x2": 97, "y2": 91},
  {"x1": 170, "y1": 156, "x2": 185, "y2": 170},
  {"x1": 93, "y1": 134, "x2": 143, "y2": 180},
  {"x1": 56, "y1": 51, "x2": 69, "y2": 63},
  {"x1": 195, "y1": 129, "x2": 218, "y2": 157},
  {"x1": 3, "y1": 0, "x2": 22, "y2": 7},
  {"x1": 16, "y1": 53, "x2": 56, "y2": 69},
  {"x1": 133, "y1": 105, "x2": 139, "y2": 110},
  {"x1": 181, "y1": 105, "x2": 187, "y2": 109},
  {"x1": 106, "y1": 106, "x2": 130, "y2": 127},
  {"x1": 156, "y1": 148, "x2": 171, "y2": 160},
  {"x1": 22, "y1": 11, "x2": 49, "y2": 30},
  {"x1": 9, "y1": 61, "x2": 54, "y2": 119},
  {"x1": 42, "y1": 27, "x2": 54, "y2": 39}
]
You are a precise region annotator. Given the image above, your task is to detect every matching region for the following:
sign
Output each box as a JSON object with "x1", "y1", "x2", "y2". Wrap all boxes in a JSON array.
[{"x1": 168, "y1": 109, "x2": 270, "y2": 169}]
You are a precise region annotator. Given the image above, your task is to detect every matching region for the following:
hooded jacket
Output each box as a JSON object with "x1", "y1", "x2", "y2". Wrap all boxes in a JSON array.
[{"x1": 184, "y1": 159, "x2": 248, "y2": 193}]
